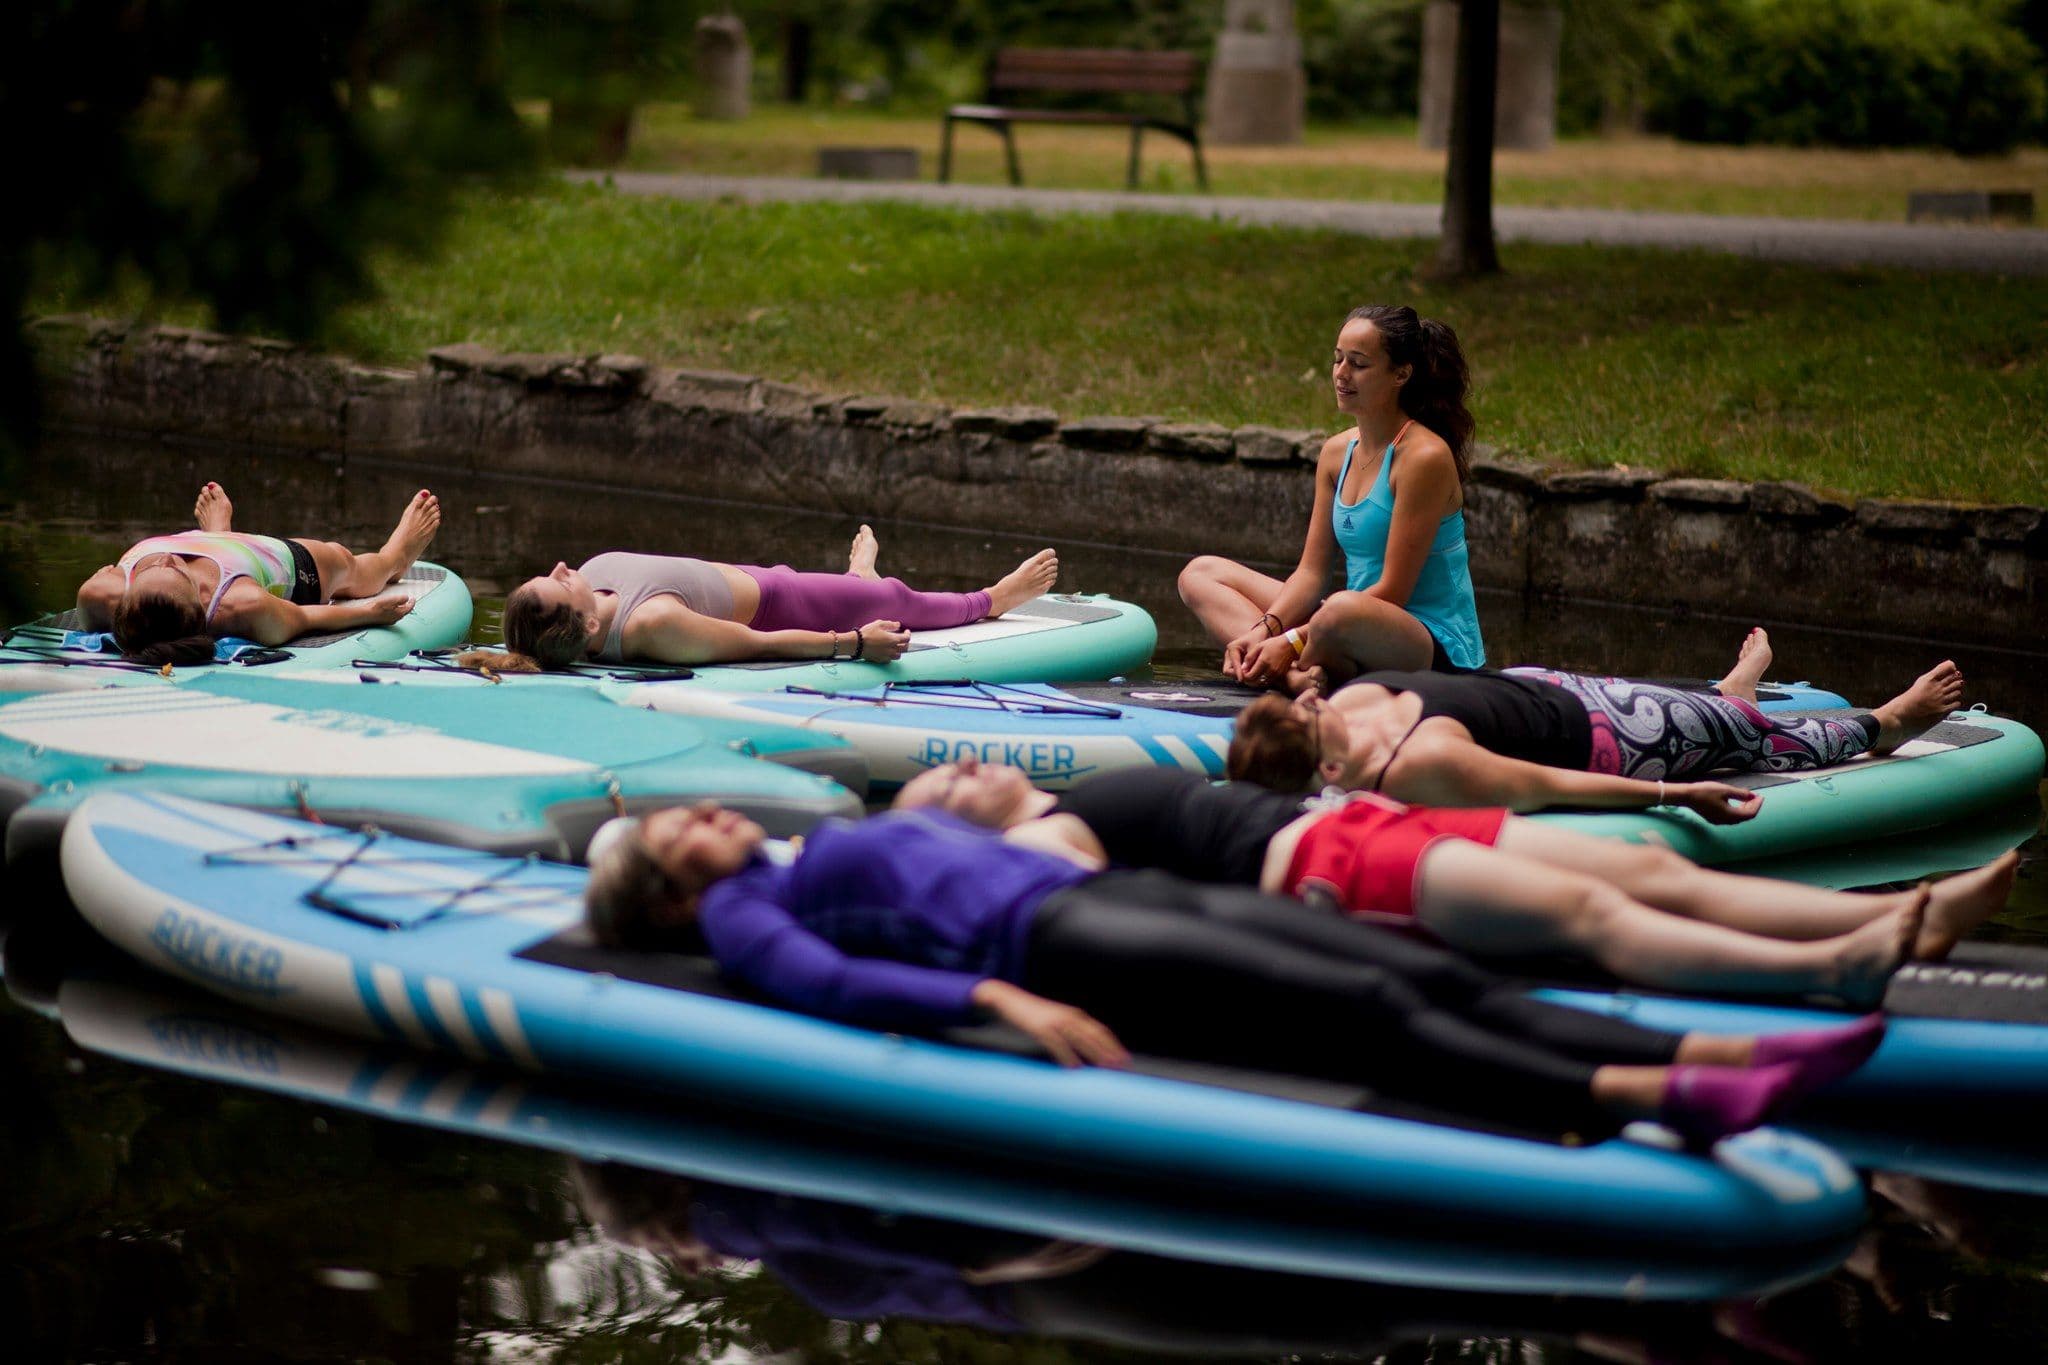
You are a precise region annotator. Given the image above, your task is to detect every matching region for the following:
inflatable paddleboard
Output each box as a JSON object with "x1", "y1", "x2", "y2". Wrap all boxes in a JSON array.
[
  {"x1": 49, "y1": 960, "x2": 1848, "y2": 1300},
  {"x1": 61, "y1": 792, "x2": 1863, "y2": 1251},
  {"x1": 1539, "y1": 938, "x2": 2048, "y2": 1104},
  {"x1": 628, "y1": 678, "x2": 1855, "y2": 793},
  {"x1": 0, "y1": 673, "x2": 860, "y2": 863},
  {"x1": 0, "y1": 562, "x2": 473, "y2": 694},
  {"x1": 1531, "y1": 711, "x2": 2044, "y2": 883}
]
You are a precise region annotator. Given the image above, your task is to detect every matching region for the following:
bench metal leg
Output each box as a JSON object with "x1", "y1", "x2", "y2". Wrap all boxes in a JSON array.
[
  {"x1": 1127, "y1": 124, "x2": 1143, "y2": 190},
  {"x1": 1000, "y1": 122, "x2": 1021, "y2": 187},
  {"x1": 939, "y1": 116, "x2": 955, "y2": 183},
  {"x1": 1189, "y1": 136, "x2": 1208, "y2": 193}
]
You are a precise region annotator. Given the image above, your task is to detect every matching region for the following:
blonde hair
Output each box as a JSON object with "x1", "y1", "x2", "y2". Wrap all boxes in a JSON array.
[{"x1": 1225, "y1": 693, "x2": 1321, "y2": 792}]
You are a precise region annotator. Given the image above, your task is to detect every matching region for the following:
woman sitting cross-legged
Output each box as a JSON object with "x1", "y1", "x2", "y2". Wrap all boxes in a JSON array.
[
  {"x1": 74, "y1": 481, "x2": 440, "y2": 665},
  {"x1": 894, "y1": 759, "x2": 2014, "y2": 1003},
  {"x1": 498, "y1": 526, "x2": 1057, "y2": 670},
  {"x1": 1228, "y1": 629, "x2": 1964, "y2": 824},
  {"x1": 583, "y1": 803, "x2": 1894, "y2": 1147}
]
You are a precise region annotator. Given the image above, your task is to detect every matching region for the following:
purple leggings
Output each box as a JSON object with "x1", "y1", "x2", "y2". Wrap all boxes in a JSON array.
[{"x1": 739, "y1": 565, "x2": 990, "y2": 633}]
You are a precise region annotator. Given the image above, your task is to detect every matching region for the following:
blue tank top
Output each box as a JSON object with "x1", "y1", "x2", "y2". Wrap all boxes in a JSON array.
[{"x1": 1331, "y1": 432, "x2": 1487, "y2": 669}]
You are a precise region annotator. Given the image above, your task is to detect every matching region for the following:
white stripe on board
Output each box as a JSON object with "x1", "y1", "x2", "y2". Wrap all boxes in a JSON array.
[
  {"x1": 367, "y1": 1060, "x2": 421, "y2": 1108},
  {"x1": 480, "y1": 988, "x2": 541, "y2": 1070},
  {"x1": 426, "y1": 977, "x2": 488, "y2": 1061},
  {"x1": 478, "y1": 1081, "x2": 528, "y2": 1126},
  {"x1": 373, "y1": 965, "x2": 433, "y2": 1049},
  {"x1": 422, "y1": 1070, "x2": 475, "y2": 1118}
]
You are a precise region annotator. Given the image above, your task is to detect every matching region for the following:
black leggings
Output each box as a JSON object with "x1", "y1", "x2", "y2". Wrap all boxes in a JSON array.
[{"x1": 1025, "y1": 871, "x2": 1679, "y2": 1124}]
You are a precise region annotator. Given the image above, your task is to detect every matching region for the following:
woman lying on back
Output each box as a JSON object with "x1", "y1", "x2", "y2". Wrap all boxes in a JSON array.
[
  {"x1": 1228, "y1": 629, "x2": 1964, "y2": 821},
  {"x1": 894, "y1": 758, "x2": 2013, "y2": 1002},
  {"x1": 499, "y1": 526, "x2": 1057, "y2": 669},
  {"x1": 74, "y1": 481, "x2": 440, "y2": 664},
  {"x1": 583, "y1": 802, "x2": 1891, "y2": 1147}
]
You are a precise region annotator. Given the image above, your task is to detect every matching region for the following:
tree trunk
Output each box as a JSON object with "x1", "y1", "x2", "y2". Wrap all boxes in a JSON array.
[
  {"x1": 1434, "y1": 0, "x2": 1502, "y2": 278},
  {"x1": 781, "y1": 19, "x2": 813, "y2": 103}
]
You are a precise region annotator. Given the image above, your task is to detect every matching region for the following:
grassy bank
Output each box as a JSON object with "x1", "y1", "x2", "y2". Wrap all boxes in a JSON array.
[
  {"x1": 625, "y1": 105, "x2": 2048, "y2": 225},
  {"x1": 35, "y1": 182, "x2": 2046, "y2": 505}
]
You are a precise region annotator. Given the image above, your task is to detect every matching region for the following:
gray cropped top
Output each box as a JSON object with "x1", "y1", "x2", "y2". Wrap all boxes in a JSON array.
[{"x1": 581, "y1": 551, "x2": 736, "y2": 662}]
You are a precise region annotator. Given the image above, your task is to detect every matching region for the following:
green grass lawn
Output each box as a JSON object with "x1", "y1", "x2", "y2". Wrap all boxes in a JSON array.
[
  {"x1": 625, "y1": 104, "x2": 2048, "y2": 225},
  {"x1": 35, "y1": 181, "x2": 2047, "y2": 505}
]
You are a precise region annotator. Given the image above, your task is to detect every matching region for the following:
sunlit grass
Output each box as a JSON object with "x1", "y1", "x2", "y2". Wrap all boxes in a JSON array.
[
  {"x1": 36, "y1": 181, "x2": 2046, "y2": 505},
  {"x1": 623, "y1": 103, "x2": 2048, "y2": 223}
]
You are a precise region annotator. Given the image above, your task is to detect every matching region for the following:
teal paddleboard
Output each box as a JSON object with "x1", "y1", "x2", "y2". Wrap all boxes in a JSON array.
[
  {"x1": 0, "y1": 671, "x2": 860, "y2": 863},
  {"x1": 60, "y1": 791, "x2": 1866, "y2": 1252}
]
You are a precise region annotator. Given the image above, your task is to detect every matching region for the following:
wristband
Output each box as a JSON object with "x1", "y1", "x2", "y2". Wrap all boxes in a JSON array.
[
  {"x1": 851, "y1": 629, "x2": 866, "y2": 662},
  {"x1": 1257, "y1": 612, "x2": 1283, "y2": 637},
  {"x1": 1284, "y1": 628, "x2": 1306, "y2": 659},
  {"x1": 1657, "y1": 780, "x2": 1666, "y2": 806}
]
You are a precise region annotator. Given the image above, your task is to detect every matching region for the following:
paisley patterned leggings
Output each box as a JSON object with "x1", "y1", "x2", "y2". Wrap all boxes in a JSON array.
[{"x1": 1503, "y1": 668, "x2": 1881, "y2": 780}]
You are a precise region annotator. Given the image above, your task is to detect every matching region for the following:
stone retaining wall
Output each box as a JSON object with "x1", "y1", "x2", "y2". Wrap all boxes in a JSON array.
[{"x1": 29, "y1": 316, "x2": 2045, "y2": 647}]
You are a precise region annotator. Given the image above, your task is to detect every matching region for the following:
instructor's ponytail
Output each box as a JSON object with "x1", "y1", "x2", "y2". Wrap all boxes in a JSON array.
[{"x1": 1345, "y1": 305, "x2": 1475, "y2": 484}]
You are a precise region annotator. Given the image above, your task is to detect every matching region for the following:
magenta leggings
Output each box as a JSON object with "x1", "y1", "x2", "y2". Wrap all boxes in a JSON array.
[{"x1": 739, "y1": 565, "x2": 990, "y2": 633}]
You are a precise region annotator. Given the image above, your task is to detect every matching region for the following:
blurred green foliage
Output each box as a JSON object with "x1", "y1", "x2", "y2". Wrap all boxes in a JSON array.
[{"x1": 1654, "y1": 0, "x2": 2047, "y2": 152}]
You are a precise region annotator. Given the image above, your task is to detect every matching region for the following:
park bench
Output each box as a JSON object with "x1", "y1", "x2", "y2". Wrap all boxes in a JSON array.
[{"x1": 940, "y1": 48, "x2": 1209, "y2": 191}]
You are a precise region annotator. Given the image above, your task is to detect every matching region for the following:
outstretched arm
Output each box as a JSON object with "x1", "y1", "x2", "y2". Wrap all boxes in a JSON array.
[
  {"x1": 629, "y1": 598, "x2": 910, "y2": 665},
  {"x1": 1387, "y1": 735, "x2": 1763, "y2": 824},
  {"x1": 216, "y1": 592, "x2": 412, "y2": 646}
]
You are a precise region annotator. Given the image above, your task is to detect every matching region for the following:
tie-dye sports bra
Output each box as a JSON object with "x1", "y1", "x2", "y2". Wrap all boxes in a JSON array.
[{"x1": 120, "y1": 531, "x2": 298, "y2": 622}]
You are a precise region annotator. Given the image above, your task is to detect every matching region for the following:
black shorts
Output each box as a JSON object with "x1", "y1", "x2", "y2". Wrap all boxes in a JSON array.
[
  {"x1": 1427, "y1": 632, "x2": 1462, "y2": 673},
  {"x1": 285, "y1": 538, "x2": 323, "y2": 605}
]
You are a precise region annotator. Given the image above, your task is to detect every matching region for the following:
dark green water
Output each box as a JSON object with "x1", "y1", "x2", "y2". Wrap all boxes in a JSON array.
[{"x1": 5, "y1": 433, "x2": 2048, "y2": 1362}]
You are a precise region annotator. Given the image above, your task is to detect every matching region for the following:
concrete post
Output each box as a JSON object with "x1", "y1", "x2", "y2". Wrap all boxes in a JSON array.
[
  {"x1": 1419, "y1": 0, "x2": 1561, "y2": 151},
  {"x1": 1204, "y1": 0, "x2": 1305, "y2": 146},
  {"x1": 694, "y1": 13, "x2": 752, "y2": 121}
]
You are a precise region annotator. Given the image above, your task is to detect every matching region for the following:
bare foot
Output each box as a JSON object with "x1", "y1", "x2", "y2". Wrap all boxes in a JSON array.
[
  {"x1": 379, "y1": 489, "x2": 441, "y2": 580},
  {"x1": 1828, "y1": 886, "x2": 1924, "y2": 1007},
  {"x1": 985, "y1": 549, "x2": 1058, "y2": 617},
  {"x1": 846, "y1": 524, "x2": 881, "y2": 579},
  {"x1": 1917, "y1": 852, "x2": 2019, "y2": 959},
  {"x1": 1869, "y1": 660, "x2": 1964, "y2": 754},
  {"x1": 1715, "y1": 627, "x2": 1772, "y2": 704},
  {"x1": 194, "y1": 481, "x2": 234, "y2": 532}
]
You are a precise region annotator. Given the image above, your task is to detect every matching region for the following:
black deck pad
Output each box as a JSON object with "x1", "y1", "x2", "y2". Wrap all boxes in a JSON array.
[
  {"x1": 517, "y1": 927, "x2": 1584, "y2": 1144},
  {"x1": 1057, "y1": 680, "x2": 1264, "y2": 717}
]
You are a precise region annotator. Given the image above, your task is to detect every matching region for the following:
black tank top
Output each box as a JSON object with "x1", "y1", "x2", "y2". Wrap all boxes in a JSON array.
[
  {"x1": 1050, "y1": 768, "x2": 1306, "y2": 885},
  {"x1": 1354, "y1": 669, "x2": 1593, "y2": 770}
]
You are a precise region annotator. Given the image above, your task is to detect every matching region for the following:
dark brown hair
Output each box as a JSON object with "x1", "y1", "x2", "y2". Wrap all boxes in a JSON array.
[
  {"x1": 585, "y1": 824, "x2": 699, "y2": 949},
  {"x1": 1345, "y1": 304, "x2": 1474, "y2": 484},
  {"x1": 501, "y1": 581, "x2": 591, "y2": 671},
  {"x1": 1225, "y1": 693, "x2": 1321, "y2": 792},
  {"x1": 113, "y1": 588, "x2": 213, "y2": 667}
]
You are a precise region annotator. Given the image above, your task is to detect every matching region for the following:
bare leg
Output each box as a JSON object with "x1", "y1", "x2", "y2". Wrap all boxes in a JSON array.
[
  {"x1": 985, "y1": 549, "x2": 1059, "y2": 616},
  {"x1": 1302, "y1": 589, "x2": 1437, "y2": 676},
  {"x1": 847, "y1": 524, "x2": 880, "y2": 580},
  {"x1": 1868, "y1": 660, "x2": 1965, "y2": 754},
  {"x1": 1714, "y1": 627, "x2": 1771, "y2": 703},
  {"x1": 1176, "y1": 555, "x2": 1286, "y2": 646},
  {"x1": 194, "y1": 481, "x2": 233, "y2": 532},
  {"x1": 1414, "y1": 839, "x2": 1918, "y2": 1002},
  {"x1": 1495, "y1": 820, "x2": 2015, "y2": 959},
  {"x1": 326, "y1": 489, "x2": 441, "y2": 600}
]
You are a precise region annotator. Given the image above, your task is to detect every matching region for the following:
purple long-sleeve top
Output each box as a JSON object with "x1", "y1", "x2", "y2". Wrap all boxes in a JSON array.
[{"x1": 696, "y1": 810, "x2": 1094, "y2": 1031}]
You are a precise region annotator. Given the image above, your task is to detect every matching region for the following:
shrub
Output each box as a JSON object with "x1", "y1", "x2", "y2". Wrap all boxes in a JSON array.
[{"x1": 1652, "y1": 0, "x2": 2046, "y2": 152}]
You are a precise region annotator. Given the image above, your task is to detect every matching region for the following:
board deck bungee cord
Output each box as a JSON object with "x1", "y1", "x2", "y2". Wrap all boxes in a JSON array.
[
  {"x1": 627, "y1": 678, "x2": 1855, "y2": 793},
  {"x1": 0, "y1": 672, "x2": 861, "y2": 864},
  {"x1": 0, "y1": 562, "x2": 473, "y2": 693},
  {"x1": 59, "y1": 791, "x2": 1865, "y2": 1252},
  {"x1": 46, "y1": 960, "x2": 1851, "y2": 1301}
]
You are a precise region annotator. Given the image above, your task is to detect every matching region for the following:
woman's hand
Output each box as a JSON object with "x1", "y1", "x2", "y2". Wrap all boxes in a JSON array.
[
  {"x1": 972, "y1": 980, "x2": 1129, "y2": 1068},
  {"x1": 1221, "y1": 624, "x2": 1272, "y2": 679},
  {"x1": 1237, "y1": 634, "x2": 1299, "y2": 689},
  {"x1": 1674, "y1": 782, "x2": 1763, "y2": 825},
  {"x1": 856, "y1": 619, "x2": 911, "y2": 663},
  {"x1": 361, "y1": 595, "x2": 414, "y2": 627}
]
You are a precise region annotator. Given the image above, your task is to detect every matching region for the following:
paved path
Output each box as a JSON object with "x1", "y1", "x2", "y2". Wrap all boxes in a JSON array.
[{"x1": 574, "y1": 170, "x2": 2048, "y2": 276}]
